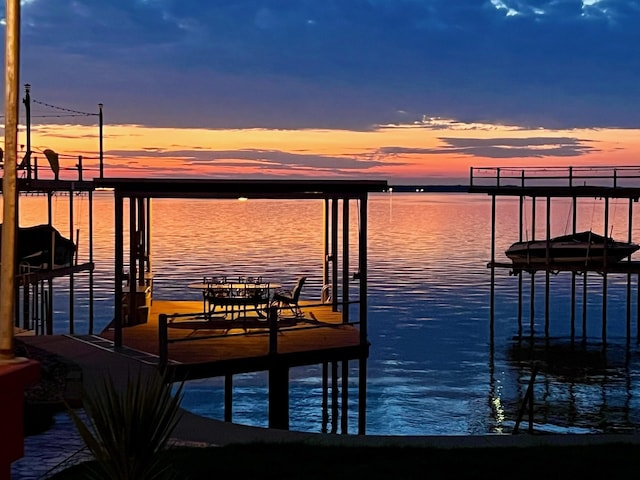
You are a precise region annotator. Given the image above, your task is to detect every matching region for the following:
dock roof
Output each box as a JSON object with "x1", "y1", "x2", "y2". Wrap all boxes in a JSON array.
[{"x1": 94, "y1": 178, "x2": 388, "y2": 199}]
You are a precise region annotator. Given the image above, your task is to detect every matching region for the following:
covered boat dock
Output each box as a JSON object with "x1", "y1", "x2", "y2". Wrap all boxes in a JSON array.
[{"x1": 93, "y1": 177, "x2": 387, "y2": 433}]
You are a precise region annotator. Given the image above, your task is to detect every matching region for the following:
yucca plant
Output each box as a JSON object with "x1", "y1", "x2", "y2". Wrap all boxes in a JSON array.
[{"x1": 67, "y1": 369, "x2": 184, "y2": 480}]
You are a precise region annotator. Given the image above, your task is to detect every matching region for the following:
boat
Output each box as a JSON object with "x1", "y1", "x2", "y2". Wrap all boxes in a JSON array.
[
  {"x1": 0, "y1": 223, "x2": 76, "y2": 270},
  {"x1": 505, "y1": 230, "x2": 640, "y2": 266}
]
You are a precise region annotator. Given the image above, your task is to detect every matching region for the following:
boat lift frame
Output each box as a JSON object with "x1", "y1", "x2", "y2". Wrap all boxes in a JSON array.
[{"x1": 469, "y1": 166, "x2": 640, "y2": 345}]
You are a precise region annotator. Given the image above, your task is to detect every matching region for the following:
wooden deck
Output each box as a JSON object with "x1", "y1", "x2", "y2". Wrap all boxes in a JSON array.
[{"x1": 99, "y1": 299, "x2": 367, "y2": 380}]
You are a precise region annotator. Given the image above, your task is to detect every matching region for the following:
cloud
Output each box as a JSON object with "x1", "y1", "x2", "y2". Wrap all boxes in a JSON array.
[
  {"x1": 2, "y1": 1, "x2": 640, "y2": 130},
  {"x1": 379, "y1": 136, "x2": 597, "y2": 159},
  {"x1": 105, "y1": 147, "x2": 392, "y2": 173}
]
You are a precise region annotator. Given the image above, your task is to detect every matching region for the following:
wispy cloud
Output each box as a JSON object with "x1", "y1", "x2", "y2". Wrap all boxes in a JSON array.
[
  {"x1": 106, "y1": 147, "x2": 392, "y2": 173},
  {"x1": 379, "y1": 137, "x2": 597, "y2": 159}
]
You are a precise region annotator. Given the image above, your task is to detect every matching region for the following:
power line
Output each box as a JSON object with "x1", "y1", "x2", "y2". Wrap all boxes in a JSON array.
[
  {"x1": 32, "y1": 114, "x2": 94, "y2": 118},
  {"x1": 31, "y1": 99, "x2": 98, "y2": 117},
  {"x1": 0, "y1": 114, "x2": 95, "y2": 119}
]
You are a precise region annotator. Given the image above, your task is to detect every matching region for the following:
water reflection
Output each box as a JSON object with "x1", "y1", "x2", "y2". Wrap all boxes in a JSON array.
[
  {"x1": 12, "y1": 192, "x2": 640, "y2": 435},
  {"x1": 501, "y1": 338, "x2": 639, "y2": 434}
]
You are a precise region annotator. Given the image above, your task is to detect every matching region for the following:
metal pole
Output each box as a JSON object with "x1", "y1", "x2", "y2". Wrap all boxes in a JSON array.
[
  {"x1": 99, "y1": 103, "x2": 104, "y2": 178},
  {"x1": 23, "y1": 83, "x2": 31, "y2": 180},
  {"x1": 0, "y1": 0, "x2": 21, "y2": 362}
]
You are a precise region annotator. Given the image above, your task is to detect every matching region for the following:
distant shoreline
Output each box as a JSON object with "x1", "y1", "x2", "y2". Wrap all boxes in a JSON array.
[{"x1": 386, "y1": 185, "x2": 469, "y2": 192}]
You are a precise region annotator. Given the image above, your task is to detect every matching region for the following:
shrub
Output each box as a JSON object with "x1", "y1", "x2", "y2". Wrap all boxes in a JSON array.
[{"x1": 67, "y1": 369, "x2": 184, "y2": 480}]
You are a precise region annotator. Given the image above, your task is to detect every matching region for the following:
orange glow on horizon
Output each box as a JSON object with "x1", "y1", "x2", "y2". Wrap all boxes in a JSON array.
[{"x1": 3, "y1": 120, "x2": 640, "y2": 183}]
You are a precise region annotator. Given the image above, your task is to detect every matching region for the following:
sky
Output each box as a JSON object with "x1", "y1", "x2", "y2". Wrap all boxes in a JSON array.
[{"x1": 1, "y1": 0, "x2": 640, "y2": 184}]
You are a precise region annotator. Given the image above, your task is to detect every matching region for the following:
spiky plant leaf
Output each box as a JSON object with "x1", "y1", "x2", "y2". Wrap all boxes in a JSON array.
[{"x1": 67, "y1": 369, "x2": 184, "y2": 480}]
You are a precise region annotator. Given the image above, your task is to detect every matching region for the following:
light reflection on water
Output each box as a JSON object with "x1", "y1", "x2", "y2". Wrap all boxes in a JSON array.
[{"x1": 14, "y1": 191, "x2": 640, "y2": 435}]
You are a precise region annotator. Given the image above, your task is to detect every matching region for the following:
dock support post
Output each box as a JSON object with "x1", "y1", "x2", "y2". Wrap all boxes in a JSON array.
[
  {"x1": 331, "y1": 361, "x2": 338, "y2": 433},
  {"x1": 46, "y1": 279, "x2": 53, "y2": 335},
  {"x1": 69, "y1": 185, "x2": 75, "y2": 334},
  {"x1": 530, "y1": 273, "x2": 535, "y2": 337},
  {"x1": 267, "y1": 304, "x2": 288, "y2": 430},
  {"x1": 341, "y1": 359, "x2": 348, "y2": 434},
  {"x1": 490, "y1": 194, "x2": 496, "y2": 339},
  {"x1": 158, "y1": 314, "x2": 167, "y2": 367},
  {"x1": 89, "y1": 189, "x2": 95, "y2": 334},
  {"x1": 114, "y1": 192, "x2": 124, "y2": 347},
  {"x1": 517, "y1": 195, "x2": 524, "y2": 337},
  {"x1": 530, "y1": 197, "x2": 537, "y2": 337},
  {"x1": 224, "y1": 374, "x2": 233, "y2": 422},
  {"x1": 582, "y1": 273, "x2": 588, "y2": 343},
  {"x1": 358, "y1": 356, "x2": 367, "y2": 435},
  {"x1": 268, "y1": 305, "x2": 278, "y2": 354},
  {"x1": 342, "y1": 199, "x2": 349, "y2": 324},
  {"x1": 545, "y1": 197, "x2": 551, "y2": 337},
  {"x1": 358, "y1": 194, "x2": 368, "y2": 344},
  {"x1": 268, "y1": 361, "x2": 289, "y2": 430},
  {"x1": 322, "y1": 361, "x2": 329, "y2": 433},
  {"x1": 21, "y1": 282, "x2": 29, "y2": 330},
  {"x1": 331, "y1": 199, "x2": 339, "y2": 312},
  {"x1": 603, "y1": 198, "x2": 609, "y2": 345},
  {"x1": 571, "y1": 196, "x2": 577, "y2": 342},
  {"x1": 626, "y1": 198, "x2": 633, "y2": 344}
]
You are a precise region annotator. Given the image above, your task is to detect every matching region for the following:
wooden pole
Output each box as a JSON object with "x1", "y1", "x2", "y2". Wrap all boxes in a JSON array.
[{"x1": 0, "y1": 0, "x2": 21, "y2": 362}]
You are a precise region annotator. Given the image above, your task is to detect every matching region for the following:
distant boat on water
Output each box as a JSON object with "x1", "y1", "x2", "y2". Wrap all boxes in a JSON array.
[
  {"x1": 0, "y1": 224, "x2": 76, "y2": 270},
  {"x1": 505, "y1": 230, "x2": 640, "y2": 266}
]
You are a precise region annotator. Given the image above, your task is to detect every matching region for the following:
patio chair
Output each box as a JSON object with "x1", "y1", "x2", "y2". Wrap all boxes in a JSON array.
[
  {"x1": 203, "y1": 278, "x2": 230, "y2": 318},
  {"x1": 272, "y1": 276, "x2": 306, "y2": 318}
]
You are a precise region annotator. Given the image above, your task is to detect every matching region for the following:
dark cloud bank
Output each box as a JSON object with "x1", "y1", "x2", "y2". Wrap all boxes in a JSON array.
[{"x1": 2, "y1": 0, "x2": 640, "y2": 131}]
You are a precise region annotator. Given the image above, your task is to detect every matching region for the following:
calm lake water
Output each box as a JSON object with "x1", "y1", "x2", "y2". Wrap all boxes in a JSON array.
[{"x1": 16, "y1": 191, "x2": 640, "y2": 435}]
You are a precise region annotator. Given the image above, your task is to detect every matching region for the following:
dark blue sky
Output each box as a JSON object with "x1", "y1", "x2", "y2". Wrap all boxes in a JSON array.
[{"x1": 4, "y1": 0, "x2": 640, "y2": 132}]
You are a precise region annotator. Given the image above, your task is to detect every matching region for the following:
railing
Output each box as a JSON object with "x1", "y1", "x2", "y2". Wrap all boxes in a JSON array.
[
  {"x1": 470, "y1": 166, "x2": 640, "y2": 189},
  {"x1": 158, "y1": 302, "x2": 361, "y2": 367},
  {"x1": 1, "y1": 152, "x2": 102, "y2": 182}
]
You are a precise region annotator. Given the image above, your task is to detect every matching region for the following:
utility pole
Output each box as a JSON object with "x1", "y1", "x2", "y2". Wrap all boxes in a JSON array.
[{"x1": 1, "y1": 0, "x2": 22, "y2": 362}]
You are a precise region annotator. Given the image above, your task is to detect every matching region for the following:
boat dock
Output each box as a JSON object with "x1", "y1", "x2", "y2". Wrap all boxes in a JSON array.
[
  {"x1": 469, "y1": 166, "x2": 640, "y2": 344},
  {"x1": 98, "y1": 299, "x2": 363, "y2": 377},
  {"x1": 4, "y1": 169, "x2": 387, "y2": 434}
]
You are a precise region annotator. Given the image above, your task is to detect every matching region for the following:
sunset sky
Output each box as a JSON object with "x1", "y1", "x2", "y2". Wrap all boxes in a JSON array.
[{"x1": 2, "y1": 1, "x2": 640, "y2": 184}]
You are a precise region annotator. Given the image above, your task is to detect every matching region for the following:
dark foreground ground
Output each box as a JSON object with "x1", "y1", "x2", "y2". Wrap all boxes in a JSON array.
[
  {"x1": 49, "y1": 441, "x2": 640, "y2": 479},
  {"x1": 16, "y1": 338, "x2": 640, "y2": 479}
]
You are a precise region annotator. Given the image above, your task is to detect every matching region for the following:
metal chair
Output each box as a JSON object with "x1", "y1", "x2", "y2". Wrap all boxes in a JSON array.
[
  {"x1": 203, "y1": 277, "x2": 230, "y2": 318},
  {"x1": 272, "y1": 276, "x2": 306, "y2": 318}
]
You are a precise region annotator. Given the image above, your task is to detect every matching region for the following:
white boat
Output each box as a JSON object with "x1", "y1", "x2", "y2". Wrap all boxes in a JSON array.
[{"x1": 505, "y1": 230, "x2": 640, "y2": 266}]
